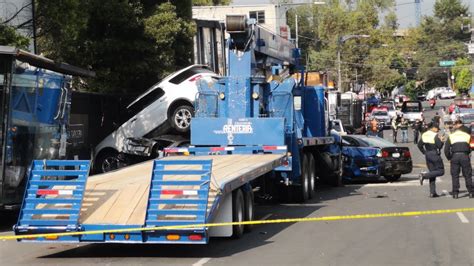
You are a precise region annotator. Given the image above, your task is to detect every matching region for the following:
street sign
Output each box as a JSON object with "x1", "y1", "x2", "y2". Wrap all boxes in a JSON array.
[
  {"x1": 468, "y1": 43, "x2": 474, "y2": 54},
  {"x1": 439, "y1": 60, "x2": 455, "y2": 67}
]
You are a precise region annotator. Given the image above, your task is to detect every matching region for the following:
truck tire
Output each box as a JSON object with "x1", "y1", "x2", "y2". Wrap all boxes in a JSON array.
[
  {"x1": 232, "y1": 189, "x2": 245, "y2": 239},
  {"x1": 308, "y1": 154, "x2": 316, "y2": 199},
  {"x1": 169, "y1": 105, "x2": 193, "y2": 133},
  {"x1": 243, "y1": 188, "x2": 254, "y2": 232},
  {"x1": 294, "y1": 153, "x2": 310, "y2": 203}
]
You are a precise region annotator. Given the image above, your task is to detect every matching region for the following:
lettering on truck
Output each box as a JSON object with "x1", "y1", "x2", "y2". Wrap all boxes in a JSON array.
[{"x1": 214, "y1": 119, "x2": 254, "y2": 144}]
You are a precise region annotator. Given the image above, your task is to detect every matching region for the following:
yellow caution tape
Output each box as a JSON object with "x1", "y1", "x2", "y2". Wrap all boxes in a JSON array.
[{"x1": 2, "y1": 207, "x2": 473, "y2": 241}]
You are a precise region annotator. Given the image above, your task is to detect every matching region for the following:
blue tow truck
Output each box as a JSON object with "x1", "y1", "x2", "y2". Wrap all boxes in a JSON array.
[{"x1": 13, "y1": 15, "x2": 342, "y2": 243}]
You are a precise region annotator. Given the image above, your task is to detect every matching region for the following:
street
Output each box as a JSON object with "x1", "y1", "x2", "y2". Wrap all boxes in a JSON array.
[{"x1": 1, "y1": 99, "x2": 473, "y2": 266}]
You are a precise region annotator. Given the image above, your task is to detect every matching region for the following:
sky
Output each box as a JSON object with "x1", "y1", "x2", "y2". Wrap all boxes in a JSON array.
[{"x1": 231, "y1": 0, "x2": 474, "y2": 29}]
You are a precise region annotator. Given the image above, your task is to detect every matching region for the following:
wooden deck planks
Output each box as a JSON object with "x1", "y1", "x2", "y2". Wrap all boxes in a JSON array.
[{"x1": 79, "y1": 154, "x2": 283, "y2": 225}]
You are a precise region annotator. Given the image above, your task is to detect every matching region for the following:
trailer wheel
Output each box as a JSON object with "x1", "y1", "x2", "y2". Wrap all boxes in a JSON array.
[
  {"x1": 243, "y1": 188, "x2": 254, "y2": 232},
  {"x1": 232, "y1": 189, "x2": 245, "y2": 238},
  {"x1": 308, "y1": 154, "x2": 316, "y2": 199}
]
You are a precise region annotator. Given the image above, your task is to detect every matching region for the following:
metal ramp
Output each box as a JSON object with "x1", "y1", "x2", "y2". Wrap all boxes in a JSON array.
[
  {"x1": 15, "y1": 160, "x2": 90, "y2": 236},
  {"x1": 144, "y1": 159, "x2": 212, "y2": 243}
]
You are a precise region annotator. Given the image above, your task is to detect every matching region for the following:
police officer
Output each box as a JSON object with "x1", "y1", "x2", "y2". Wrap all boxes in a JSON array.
[
  {"x1": 444, "y1": 119, "x2": 473, "y2": 199},
  {"x1": 417, "y1": 122, "x2": 444, "y2": 197}
]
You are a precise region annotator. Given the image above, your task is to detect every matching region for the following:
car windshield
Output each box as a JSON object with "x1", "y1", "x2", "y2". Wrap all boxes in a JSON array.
[
  {"x1": 373, "y1": 111, "x2": 388, "y2": 116},
  {"x1": 353, "y1": 136, "x2": 395, "y2": 148}
]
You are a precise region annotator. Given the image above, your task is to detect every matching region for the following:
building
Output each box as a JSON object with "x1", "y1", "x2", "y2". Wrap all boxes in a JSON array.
[{"x1": 192, "y1": 4, "x2": 291, "y2": 39}]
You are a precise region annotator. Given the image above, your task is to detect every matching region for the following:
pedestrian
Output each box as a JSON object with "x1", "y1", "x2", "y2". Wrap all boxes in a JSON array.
[
  {"x1": 391, "y1": 116, "x2": 399, "y2": 143},
  {"x1": 440, "y1": 107, "x2": 447, "y2": 133},
  {"x1": 367, "y1": 118, "x2": 379, "y2": 137},
  {"x1": 432, "y1": 112, "x2": 441, "y2": 125},
  {"x1": 418, "y1": 122, "x2": 444, "y2": 197},
  {"x1": 399, "y1": 117, "x2": 409, "y2": 143},
  {"x1": 444, "y1": 119, "x2": 473, "y2": 199},
  {"x1": 412, "y1": 119, "x2": 422, "y2": 144}
]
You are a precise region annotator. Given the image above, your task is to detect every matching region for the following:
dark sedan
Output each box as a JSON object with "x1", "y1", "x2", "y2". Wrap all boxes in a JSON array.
[{"x1": 341, "y1": 135, "x2": 413, "y2": 182}]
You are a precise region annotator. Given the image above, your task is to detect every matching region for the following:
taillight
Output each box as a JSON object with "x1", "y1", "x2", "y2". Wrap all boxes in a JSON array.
[
  {"x1": 382, "y1": 150, "x2": 389, "y2": 158},
  {"x1": 189, "y1": 74, "x2": 203, "y2": 82},
  {"x1": 403, "y1": 150, "x2": 411, "y2": 157},
  {"x1": 188, "y1": 234, "x2": 203, "y2": 241}
]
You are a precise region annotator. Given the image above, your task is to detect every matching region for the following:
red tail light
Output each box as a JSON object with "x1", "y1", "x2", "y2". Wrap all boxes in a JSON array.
[
  {"x1": 403, "y1": 150, "x2": 411, "y2": 157},
  {"x1": 382, "y1": 150, "x2": 389, "y2": 158},
  {"x1": 188, "y1": 234, "x2": 203, "y2": 241},
  {"x1": 189, "y1": 75, "x2": 203, "y2": 82}
]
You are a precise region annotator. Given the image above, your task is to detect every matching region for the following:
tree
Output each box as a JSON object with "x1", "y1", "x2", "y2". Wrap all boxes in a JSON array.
[
  {"x1": 36, "y1": 0, "x2": 195, "y2": 94},
  {"x1": 0, "y1": 23, "x2": 29, "y2": 49},
  {"x1": 452, "y1": 58, "x2": 472, "y2": 93}
]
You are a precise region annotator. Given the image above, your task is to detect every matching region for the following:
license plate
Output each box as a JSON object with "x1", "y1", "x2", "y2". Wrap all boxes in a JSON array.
[{"x1": 392, "y1": 153, "x2": 400, "y2": 158}]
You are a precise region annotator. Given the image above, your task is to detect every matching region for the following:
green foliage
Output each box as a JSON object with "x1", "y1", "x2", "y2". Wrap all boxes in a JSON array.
[
  {"x1": 405, "y1": 0, "x2": 470, "y2": 89},
  {"x1": 36, "y1": 0, "x2": 195, "y2": 94},
  {"x1": 404, "y1": 80, "x2": 418, "y2": 100},
  {"x1": 452, "y1": 58, "x2": 472, "y2": 93},
  {"x1": 0, "y1": 23, "x2": 30, "y2": 49}
]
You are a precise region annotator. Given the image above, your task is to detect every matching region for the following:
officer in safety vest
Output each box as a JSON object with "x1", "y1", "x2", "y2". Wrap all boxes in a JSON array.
[
  {"x1": 417, "y1": 122, "x2": 444, "y2": 197},
  {"x1": 444, "y1": 119, "x2": 473, "y2": 199}
]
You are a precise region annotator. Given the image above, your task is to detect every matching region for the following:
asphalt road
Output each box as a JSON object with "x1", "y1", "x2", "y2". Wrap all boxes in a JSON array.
[{"x1": 1, "y1": 99, "x2": 473, "y2": 266}]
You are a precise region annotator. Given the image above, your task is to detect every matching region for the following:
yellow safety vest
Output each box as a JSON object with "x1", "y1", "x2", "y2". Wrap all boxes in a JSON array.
[
  {"x1": 449, "y1": 130, "x2": 471, "y2": 144},
  {"x1": 421, "y1": 130, "x2": 437, "y2": 144}
]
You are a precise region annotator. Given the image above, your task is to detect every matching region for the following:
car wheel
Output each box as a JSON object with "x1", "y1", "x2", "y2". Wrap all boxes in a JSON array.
[
  {"x1": 94, "y1": 150, "x2": 120, "y2": 174},
  {"x1": 170, "y1": 105, "x2": 194, "y2": 133},
  {"x1": 385, "y1": 174, "x2": 401, "y2": 182}
]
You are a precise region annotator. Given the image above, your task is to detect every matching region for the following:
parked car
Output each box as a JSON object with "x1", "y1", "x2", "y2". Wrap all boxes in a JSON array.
[
  {"x1": 401, "y1": 100, "x2": 423, "y2": 123},
  {"x1": 394, "y1": 95, "x2": 409, "y2": 108},
  {"x1": 341, "y1": 135, "x2": 413, "y2": 182},
  {"x1": 369, "y1": 109, "x2": 391, "y2": 129},
  {"x1": 380, "y1": 101, "x2": 399, "y2": 119},
  {"x1": 470, "y1": 123, "x2": 474, "y2": 150},
  {"x1": 416, "y1": 92, "x2": 427, "y2": 101},
  {"x1": 439, "y1": 89, "x2": 456, "y2": 99},
  {"x1": 93, "y1": 65, "x2": 219, "y2": 173},
  {"x1": 451, "y1": 108, "x2": 474, "y2": 125}
]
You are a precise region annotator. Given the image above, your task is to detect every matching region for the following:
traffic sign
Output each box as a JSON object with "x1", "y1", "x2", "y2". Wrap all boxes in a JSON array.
[{"x1": 439, "y1": 60, "x2": 455, "y2": 67}]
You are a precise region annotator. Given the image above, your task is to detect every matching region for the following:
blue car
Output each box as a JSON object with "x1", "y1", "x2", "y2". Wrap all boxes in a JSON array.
[{"x1": 341, "y1": 135, "x2": 413, "y2": 182}]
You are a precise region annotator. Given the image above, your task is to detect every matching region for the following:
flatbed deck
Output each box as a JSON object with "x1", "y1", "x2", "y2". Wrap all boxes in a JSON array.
[{"x1": 78, "y1": 154, "x2": 284, "y2": 225}]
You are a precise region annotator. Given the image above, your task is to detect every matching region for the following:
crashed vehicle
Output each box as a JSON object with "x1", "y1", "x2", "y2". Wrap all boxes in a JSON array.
[
  {"x1": 341, "y1": 135, "x2": 413, "y2": 182},
  {"x1": 93, "y1": 65, "x2": 218, "y2": 173}
]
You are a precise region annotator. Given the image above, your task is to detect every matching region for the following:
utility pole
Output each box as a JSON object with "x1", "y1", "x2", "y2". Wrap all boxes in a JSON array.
[{"x1": 337, "y1": 34, "x2": 370, "y2": 92}]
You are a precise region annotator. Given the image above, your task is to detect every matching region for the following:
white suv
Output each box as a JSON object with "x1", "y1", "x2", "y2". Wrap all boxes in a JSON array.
[{"x1": 93, "y1": 65, "x2": 218, "y2": 173}]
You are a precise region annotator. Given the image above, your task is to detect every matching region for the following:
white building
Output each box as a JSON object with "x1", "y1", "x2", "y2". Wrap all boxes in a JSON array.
[{"x1": 192, "y1": 4, "x2": 291, "y2": 39}]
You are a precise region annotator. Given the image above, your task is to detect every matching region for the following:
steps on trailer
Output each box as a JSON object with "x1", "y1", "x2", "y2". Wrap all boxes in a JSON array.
[{"x1": 16, "y1": 160, "x2": 90, "y2": 232}]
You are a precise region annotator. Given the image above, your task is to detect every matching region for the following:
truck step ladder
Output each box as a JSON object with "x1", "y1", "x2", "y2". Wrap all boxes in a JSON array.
[
  {"x1": 16, "y1": 160, "x2": 90, "y2": 233},
  {"x1": 144, "y1": 159, "x2": 212, "y2": 243}
]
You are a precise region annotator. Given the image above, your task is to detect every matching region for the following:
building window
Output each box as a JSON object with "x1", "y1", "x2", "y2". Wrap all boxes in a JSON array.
[{"x1": 249, "y1": 11, "x2": 265, "y2": 24}]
